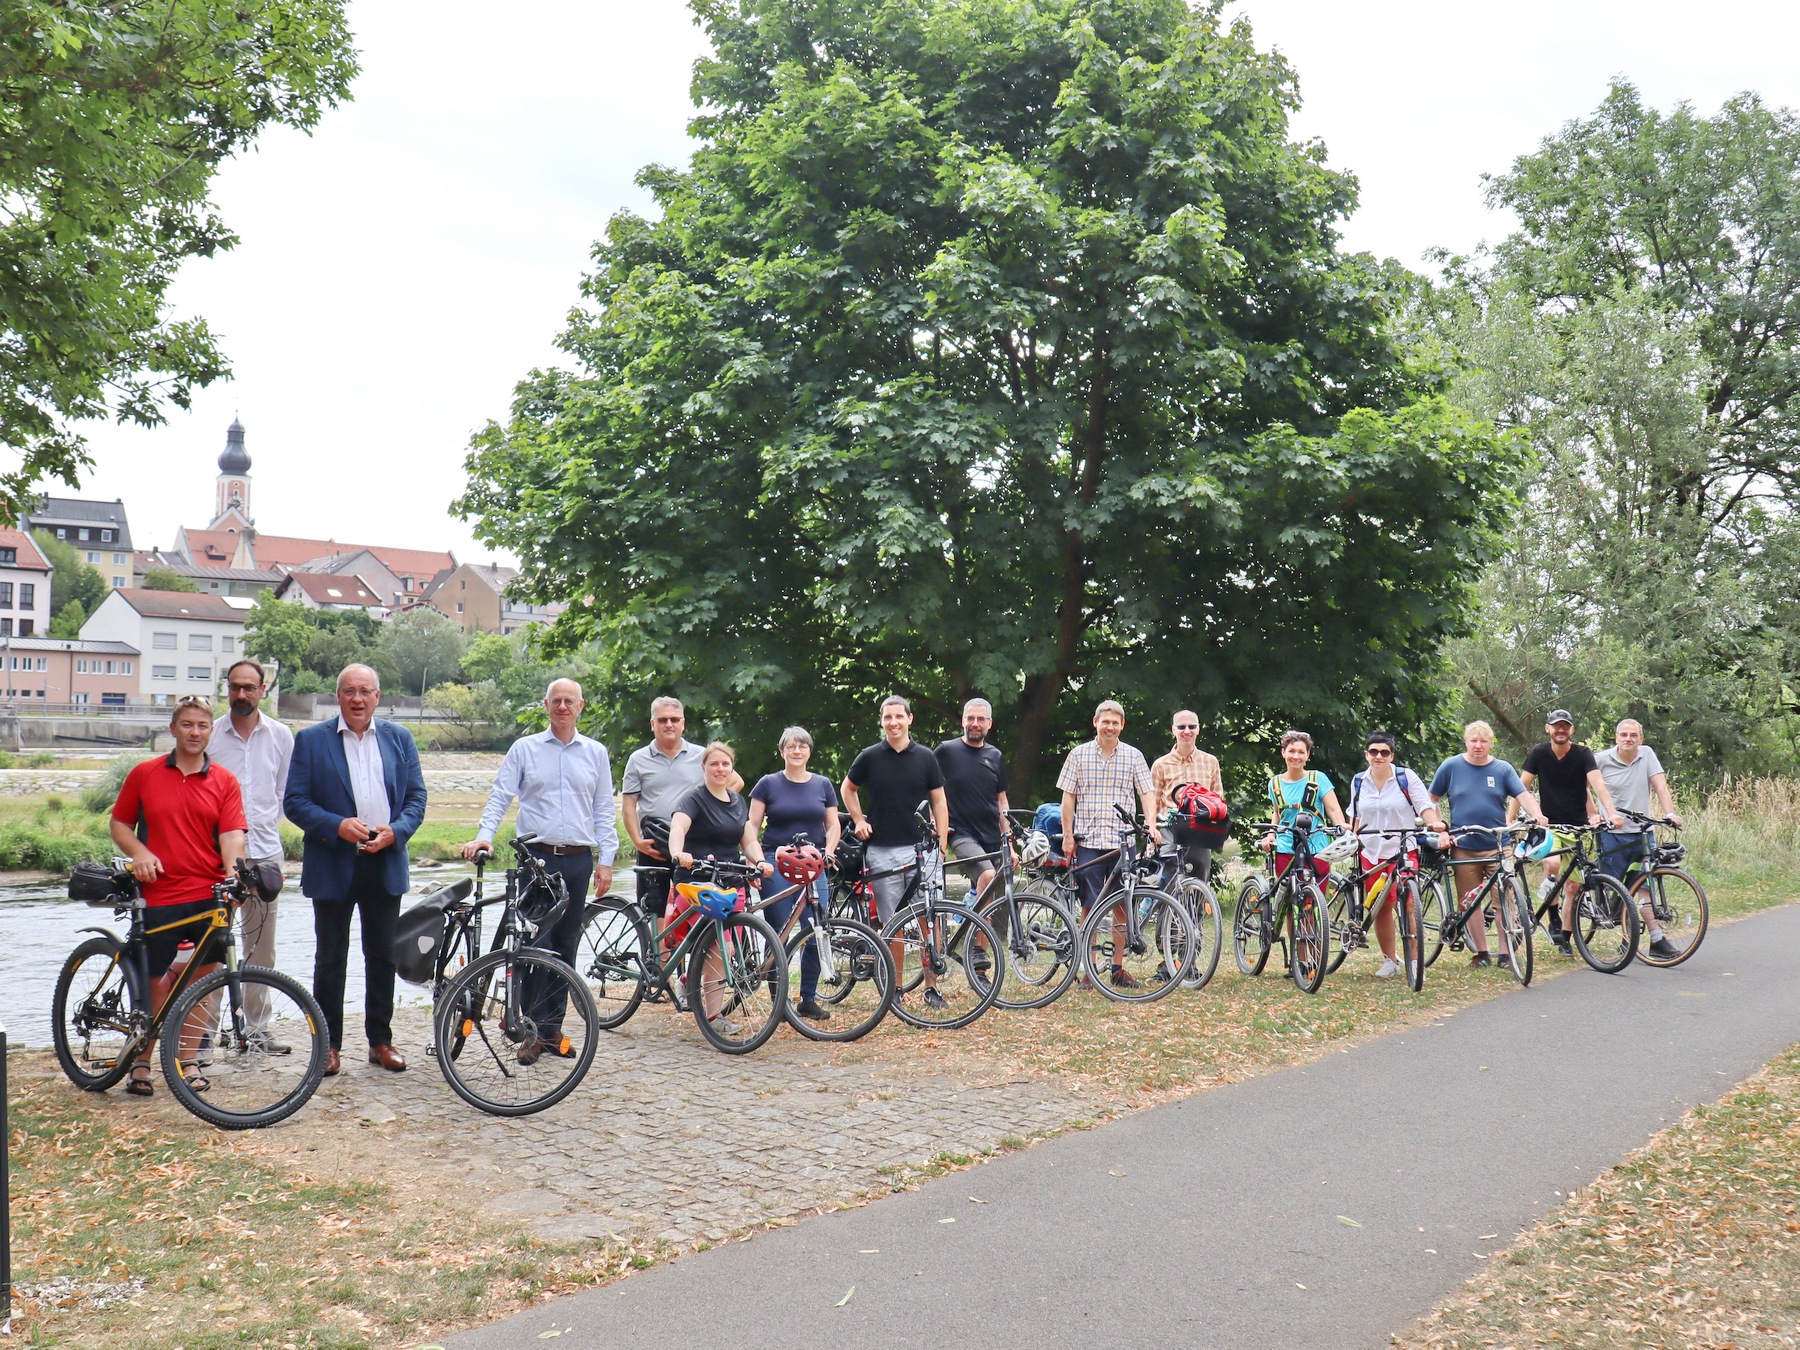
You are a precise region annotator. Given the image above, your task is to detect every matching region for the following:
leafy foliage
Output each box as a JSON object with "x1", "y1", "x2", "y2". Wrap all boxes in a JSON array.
[
  {"x1": 31, "y1": 531, "x2": 105, "y2": 617},
  {"x1": 376, "y1": 609, "x2": 469, "y2": 697},
  {"x1": 139, "y1": 567, "x2": 198, "y2": 594}
]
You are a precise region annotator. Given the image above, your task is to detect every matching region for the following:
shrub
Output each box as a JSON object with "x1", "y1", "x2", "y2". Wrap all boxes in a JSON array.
[
  {"x1": 81, "y1": 753, "x2": 152, "y2": 815},
  {"x1": 25, "y1": 751, "x2": 54, "y2": 768}
]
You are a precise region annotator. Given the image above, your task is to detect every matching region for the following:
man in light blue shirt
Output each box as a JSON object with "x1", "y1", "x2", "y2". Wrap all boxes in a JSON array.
[{"x1": 462, "y1": 678, "x2": 618, "y2": 1059}]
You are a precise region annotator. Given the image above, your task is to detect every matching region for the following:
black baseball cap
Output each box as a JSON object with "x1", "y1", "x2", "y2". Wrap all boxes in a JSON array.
[{"x1": 1547, "y1": 709, "x2": 1574, "y2": 725}]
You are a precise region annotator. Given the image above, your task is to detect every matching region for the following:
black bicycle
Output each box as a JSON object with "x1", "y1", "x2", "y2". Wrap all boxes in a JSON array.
[
  {"x1": 1530, "y1": 826, "x2": 1640, "y2": 975},
  {"x1": 966, "y1": 838, "x2": 1081, "y2": 1011},
  {"x1": 1436, "y1": 824, "x2": 1536, "y2": 986},
  {"x1": 1616, "y1": 809, "x2": 1708, "y2": 968},
  {"x1": 1231, "y1": 818, "x2": 1333, "y2": 994},
  {"x1": 1322, "y1": 826, "x2": 1432, "y2": 991}
]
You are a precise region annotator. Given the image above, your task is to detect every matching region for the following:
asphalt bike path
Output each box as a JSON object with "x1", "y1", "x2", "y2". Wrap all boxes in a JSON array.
[{"x1": 449, "y1": 902, "x2": 1800, "y2": 1350}]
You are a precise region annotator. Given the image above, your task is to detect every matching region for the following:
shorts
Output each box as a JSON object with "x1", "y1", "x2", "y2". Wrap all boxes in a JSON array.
[
  {"x1": 865, "y1": 843, "x2": 938, "y2": 926},
  {"x1": 1596, "y1": 830, "x2": 1650, "y2": 883},
  {"x1": 1449, "y1": 845, "x2": 1499, "y2": 901},
  {"x1": 947, "y1": 835, "x2": 1001, "y2": 889},
  {"x1": 143, "y1": 899, "x2": 222, "y2": 978},
  {"x1": 1273, "y1": 854, "x2": 1330, "y2": 886}
]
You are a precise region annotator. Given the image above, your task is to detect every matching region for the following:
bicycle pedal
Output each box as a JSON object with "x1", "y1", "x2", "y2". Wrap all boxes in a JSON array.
[{"x1": 425, "y1": 1042, "x2": 440, "y2": 1059}]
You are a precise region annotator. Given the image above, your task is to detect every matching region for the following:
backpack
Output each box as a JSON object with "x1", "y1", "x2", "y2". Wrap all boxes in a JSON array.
[
  {"x1": 1031, "y1": 802, "x2": 1064, "y2": 840},
  {"x1": 1167, "y1": 783, "x2": 1230, "y2": 848},
  {"x1": 1349, "y1": 767, "x2": 1412, "y2": 822},
  {"x1": 1268, "y1": 771, "x2": 1323, "y2": 840}
]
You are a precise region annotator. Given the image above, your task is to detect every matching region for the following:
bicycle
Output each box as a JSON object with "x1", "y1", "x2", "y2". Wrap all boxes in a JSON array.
[
  {"x1": 753, "y1": 837, "x2": 896, "y2": 1042},
  {"x1": 415, "y1": 836, "x2": 601, "y2": 1116},
  {"x1": 966, "y1": 837, "x2": 1081, "y2": 1011},
  {"x1": 1230, "y1": 819, "x2": 1333, "y2": 994},
  {"x1": 574, "y1": 855, "x2": 790, "y2": 1053},
  {"x1": 1435, "y1": 823, "x2": 1537, "y2": 986},
  {"x1": 859, "y1": 833, "x2": 1006, "y2": 1030},
  {"x1": 1616, "y1": 809, "x2": 1708, "y2": 968},
  {"x1": 1528, "y1": 826, "x2": 1640, "y2": 975},
  {"x1": 1321, "y1": 826, "x2": 1430, "y2": 991},
  {"x1": 1153, "y1": 841, "x2": 1225, "y2": 992},
  {"x1": 1072, "y1": 806, "x2": 1196, "y2": 1003},
  {"x1": 53, "y1": 859, "x2": 329, "y2": 1129}
]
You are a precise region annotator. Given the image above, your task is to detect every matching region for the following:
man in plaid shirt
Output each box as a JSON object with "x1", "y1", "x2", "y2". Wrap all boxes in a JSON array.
[
  {"x1": 1150, "y1": 709, "x2": 1223, "y2": 883},
  {"x1": 1057, "y1": 700, "x2": 1162, "y2": 987}
]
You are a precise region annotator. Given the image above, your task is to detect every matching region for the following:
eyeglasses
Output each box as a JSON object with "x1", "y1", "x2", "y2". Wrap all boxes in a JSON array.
[
  {"x1": 226, "y1": 682, "x2": 262, "y2": 693},
  {"x1": 1174, "y1": 724, "x2": 1198, "y2": 731},
  {"x1": 653, "y1": 716, "x2": 683, "y2": 724},
  {"x1": 339, "y1": 686, "x2": 378, "y2": 698},
  {"x1": 1365, "y1": 747, "x2": 1392, "y2": 757}
]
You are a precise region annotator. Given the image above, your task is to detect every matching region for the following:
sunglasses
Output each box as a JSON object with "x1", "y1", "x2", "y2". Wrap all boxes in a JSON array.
[
  {"x1": 1365, "y1": 747, "x2": 1392, "y2": 757},
  {"x1": 175, "y1": 695, "x2": 213, "y2": 708}
]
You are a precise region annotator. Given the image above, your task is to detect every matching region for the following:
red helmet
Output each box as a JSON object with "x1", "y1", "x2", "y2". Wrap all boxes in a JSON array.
[{"x1": 775, "y1": 843, "x2": 826, "y2": 885}]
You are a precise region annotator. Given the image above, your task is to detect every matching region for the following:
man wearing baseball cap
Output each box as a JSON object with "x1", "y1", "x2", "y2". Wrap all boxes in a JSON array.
[{"x1": 1521, "y1": 710, "x2": 1622, "y2": 956}]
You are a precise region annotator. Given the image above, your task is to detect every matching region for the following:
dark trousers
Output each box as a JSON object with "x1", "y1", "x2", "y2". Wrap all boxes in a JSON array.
[
  {"x1": 1159, "y1": 842, "x2": 1213, "y2": 888},
  {"x1": 763, "y1": 875, "x2": 825, "y2": 1002},
  {"x1": 636, "y1": 864, "x2": 672, "y2": 936},
  {"x1": 522, "y1": 848, "x2": 593, "y2": 1035},
  {"x1": 1073, "y1": 845, "x2": 1119, "y2": 913},
  {"x1": 312, "y1": 856, "x2": 401, "y2": 1051}
]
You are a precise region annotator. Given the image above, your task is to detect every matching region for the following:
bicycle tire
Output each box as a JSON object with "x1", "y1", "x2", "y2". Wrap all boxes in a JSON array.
[
  {"x1": 981, "y1": 886, "x2": 1080, "y2": 1010},
  {"x1": 1571, "y1": 872, "x2": 1639, "y2": 975},
  {"x1": 434, "y1": 949, "x2": 600, "y2": 1115},
  {"x1": 159, "y1": 966, "x2": 328, "y2": 1130},
  {"x1": 1395, "y1": 877, "x2": 1426, "y2": 992},
  {"x1": 1078, "y1": 887, "x2": 1193, "y2": 1004},
  {"x1": 688, "y1": 911, "x2": 788, "y2": 1054},
  {"x1": 1174, "y1": 876, "x2": 1223, "y2": 991},
  {"x1": 576, "y1": 899, "x2": 651, "y2": 1029},
  {"x1": 882, "y1": 902, "x2": 1003, "y2": 1030},
  {"x1": 1290, "y1": 882, "x2": 1329, "y2": 994},
  {"x1": 1497, "y1": 875, "x2": 1534, "y2": 986},
  {"x1": 1417, "y1": 869, "x2": 1451, "y2": 968},
  {"x1": 1232, "y1": 876, "x2": 1272, "y2": 976},
  {"x1": 1631, "y1": 867, "x2": 1708, "y2": 968},
  {"x1": 1322, "y1": 874, "x2": 1353, "y2": 975},
  {"x1": 53, "y1": 935, "x2": 146, "y2": 1092},
  {"x1": 782, "y1": 915, "x2": 895, "y2": 1043}
]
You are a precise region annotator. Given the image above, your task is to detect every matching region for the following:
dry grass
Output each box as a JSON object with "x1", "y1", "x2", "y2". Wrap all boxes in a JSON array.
[
  {"x1": 1687, "y1": 776, "x2": 1800, "y2": 917},
  {"x1": 1399, "y1": 1041, "x2": 1800, "y2": 1349}
]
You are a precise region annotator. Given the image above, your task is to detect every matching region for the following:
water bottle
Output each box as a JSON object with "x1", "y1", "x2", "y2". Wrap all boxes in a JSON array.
[
  {"x1": 1366, "y1": 872, "x2": 1389, "y2": 908},
  {"x1": 169, "y1": 940, "x2": 196, "y2": 973},
  {"x1": 1537, "y1": 877, "x2": 1557, "y2": 902}
]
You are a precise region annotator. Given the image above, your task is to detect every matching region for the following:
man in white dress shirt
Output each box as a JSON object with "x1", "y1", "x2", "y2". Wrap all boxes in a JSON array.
[
  {"x1": 207, "y1": 658, "x2": 294, "y2": 1046},
  {"x1": 462, "y1": 678, "x2": 618, "y2": 1060}
]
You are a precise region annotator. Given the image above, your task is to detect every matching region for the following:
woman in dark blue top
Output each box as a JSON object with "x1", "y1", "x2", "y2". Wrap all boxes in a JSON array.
[{"x1": 748, "y1": 726, "x2": 840, "y2": 1020}]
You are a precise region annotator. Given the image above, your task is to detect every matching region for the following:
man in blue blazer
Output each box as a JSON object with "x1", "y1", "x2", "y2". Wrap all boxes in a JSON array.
[{"x1": 284, "y1": 663, "x2": 428, "y2": 1076}]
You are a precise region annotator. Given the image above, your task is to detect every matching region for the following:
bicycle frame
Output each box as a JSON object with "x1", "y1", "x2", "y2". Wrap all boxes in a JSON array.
[{"x1": 1438, "y1": 825, "x2": 1531, "y2": 947}]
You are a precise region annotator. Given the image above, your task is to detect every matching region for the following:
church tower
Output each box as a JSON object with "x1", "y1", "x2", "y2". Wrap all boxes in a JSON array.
[{"x1": 211, "y1": 418, "x2": 253, "y2": 531}]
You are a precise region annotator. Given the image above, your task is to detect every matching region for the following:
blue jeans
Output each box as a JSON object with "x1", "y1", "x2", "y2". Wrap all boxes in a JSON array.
[
  {"x1": 763, "y1": 874, "x2": 824, "y2": 1001},
  {"x1": 521, "y1": 848, "x2": 594, "y2": 1036},
  {"x1": 1596, "y1": 830, "x2": 1650, "y2": 885}
]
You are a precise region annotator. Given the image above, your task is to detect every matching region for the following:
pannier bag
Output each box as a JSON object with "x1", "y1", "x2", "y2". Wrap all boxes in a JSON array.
[
  {"x1": 1166, "y1": 783, "x2": 1230, "y2": 848},
  {"x1": 69, "y1": 860, "x2": 133, "y2": 907},
  {"x1": 390, "y1": 878, "x2": 473, "y2": 985}
]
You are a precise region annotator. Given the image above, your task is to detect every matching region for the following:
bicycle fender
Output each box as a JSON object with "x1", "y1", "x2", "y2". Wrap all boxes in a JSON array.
[{"x1": 76, "y1": 927, "x2": 125, "y2": 943}]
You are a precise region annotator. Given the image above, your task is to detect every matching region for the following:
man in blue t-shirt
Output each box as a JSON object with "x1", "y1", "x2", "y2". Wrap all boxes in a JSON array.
[{"x1": 1429, "y1": 720, "x2": 1547, "y2": 970}]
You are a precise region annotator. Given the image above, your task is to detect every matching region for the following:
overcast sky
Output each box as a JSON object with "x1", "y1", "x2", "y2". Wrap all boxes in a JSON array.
[{"x1": 65, "y1": 0, "x2": 1800, "y2": 565}]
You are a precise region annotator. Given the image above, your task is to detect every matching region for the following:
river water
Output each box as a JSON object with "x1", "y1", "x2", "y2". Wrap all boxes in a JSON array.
[{"x1": 3, "y1": 864, "x2": 644, "y2": 1046}]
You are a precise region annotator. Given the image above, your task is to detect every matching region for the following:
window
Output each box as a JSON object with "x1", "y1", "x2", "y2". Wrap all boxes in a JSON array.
[
  {"x1": 188, "y1": 633, "x2": 212, "y2": 651},
  {"x1": 78, "y1": 528, "x2": 90, "y2": 541},
  {"x1": 460, "y1": 579, "x2": 466, "y2": 590},
  {"x1": 187, "y1": 666, "x2": 210, "y2": 681},
  {"x1": 111, "y1": 577, "x2": 123, "y2": 588},
  {"x1": 72, "y1": 692, "x2": 89, "y2": 706},
  {"x1": 0, "y1": 583, "x2": 11, "y2": 608},
  {"x1": 152, "y1": 665, "x2": 175, "y2": 680},
  {"x1": 75, "y1": 659, "x2": 87, "y2": 674},
  {"x1": 120, "y1": 660, "x2": 132, "y2": 675},
  {"x1": 152, "y1": 632, "x2": 177, "y2": 650},
  {"x1": 455, "y1": 602, "x2": 464, "y2": 614},
  {"x1": 0, "y1": 548, "x2": 12, "y2": 564},
  {"x1": 101, "y1": 529, "x2": 114, "y2": 542},
  {"x1": 86, "y1": 551, "x2": 99, "y2": 564},
  {"x1": 19, "y1": 620, "x2": 32, "y2": 637},
  {"x1": 34, "y1": 657, "x2": 44, "y2": 670},
  {"x1": 113, "y1": 553, "x2": 127, "y2": 566},
  {"x1": 101, "y1": 693, "x2": 125, "y2": 706},
  {"x1": 221, "y1": 636, "x2": 234, "y2": 652},
  {"x1": 103, "y1": 660, "x2": 115, "y2": 675},
  {"x1": 403, "y1": 577, "x2": 414, "y2": 591},
  {"x1": 19, "y1": 584, "x2": 32, "y2": 609},
  {"x1": 55, "y1": 527, "x2": 66, "y2": 540},
  {"x1": 0, "y1": 619, "x2": 10, "y2": 637}
]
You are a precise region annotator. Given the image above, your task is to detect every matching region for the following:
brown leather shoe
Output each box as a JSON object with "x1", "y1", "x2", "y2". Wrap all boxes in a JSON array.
[
  {"x1": 323, "y1": 1048, "x2": 341, "y2": 1077},
  {"x1": 517, "y1": 1036, "x2": 544, "y2": 1066},
  {"x1": 368, "y1": 1043, "x2": 407, "y2": 1072}
]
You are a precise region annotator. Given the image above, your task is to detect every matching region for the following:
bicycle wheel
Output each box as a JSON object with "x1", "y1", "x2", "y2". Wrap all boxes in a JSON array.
[
  {"x1": 883, "y1": 903, "x2": 1003, "y2": 1030},
  {"x1": 688, "y1": 911, "x2": 787, "y2": 1054},
  {"x1": 1632, "y1": 868, "x2": 1708, "y2": 968},
  {"x1": 783, "y1": 915, "x2": 894, "y2": 1043},
  {"x1": 159, "y1": 967, "x2": 328, "y2": 1130},
  {"x1": 981, "y1": 887, "x2": 1079, "y2": 1010},
  {"x1": 1290, "y1": 883, "x2": 1329, "y2": 994},
  {"x1": 1571, "y1": 872, "x2": 1639, "y2": 975},
  {"x1": 435, "y1": 949, "x2": 599, "y2": 1115},
  {"x1": 576, "y1": 899, "x2": 651, "y2": 1029},
  {"x1": 1395, "y1": 877, "x2": 1426, "y2": 992},
  {"x1": 53, "y1": 935, "x2": 146, "y2": 1092},
  {"x1": 1322, "y1": 874, "x2": 1354, "y2": 975},
  {"x1": 1232, "y1": 876, "x2": 1272, "y2": 977},
  {"x1": 1496, "y1": 875, "x2": 1534, "y2": 986},
  {"x1": 1417, "y1": 869, "x2": 1451, "y2": 968},
  {"x1": 1080, "y1": 888, "x2": 1193, "y2": 1004},
  {"x1": 1174, "y1": 876, "x2": 1223, "y2": 991}
]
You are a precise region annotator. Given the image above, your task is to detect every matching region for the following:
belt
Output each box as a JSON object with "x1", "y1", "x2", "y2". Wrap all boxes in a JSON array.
[{"x1": 528, "y1": 843, "x2": 592, "y2": 857}]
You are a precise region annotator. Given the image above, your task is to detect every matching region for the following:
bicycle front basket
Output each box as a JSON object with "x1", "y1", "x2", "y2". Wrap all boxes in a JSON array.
[{"x1": 390, "y1": 878, "x2": 472, "y2": 984}]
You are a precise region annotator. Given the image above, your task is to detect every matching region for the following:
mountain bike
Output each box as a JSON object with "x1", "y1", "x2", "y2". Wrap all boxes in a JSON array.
[
  {"x1": 417, "y1": 836, "x2": 601, "y2": 1115},
  {"x1": 1436, "y1": 824, "x2": 1536, "y2": 986},
  {"x1": 1073, "y1": 806, "x2": 1196, "y2": 1003},
  {"x1": 1231, "y1": 819, "x2": 1333, "y2": 994},
  {"x1": 573, "y1": 855, "x2": 789, "y2": 1053},
  {"x1": 1157, "y1": 842, "x2": 1224, "y2": 991},
  {"x1": 1412, "y1": 842, "x2": 1453, "y2": 970},
  {"x1": 1321, "y1": 826, "x2": 1430, "y2": 991},
  {"x1": 53, "y1": 860, "x2": 328, "y2": 1129},
  {"x1": 966, "y1": 839, "x2": 1081, "y2": 1011},
  {"x1": 1616, "y1": 809, "x2": 1708, "y2": 968},
  {"x1": 1529, "y1": 826, "x2": 1640, "y2": 975}
]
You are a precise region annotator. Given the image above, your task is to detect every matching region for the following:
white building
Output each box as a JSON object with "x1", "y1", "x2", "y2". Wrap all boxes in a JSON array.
[
  {"x1": 79, "y1": 589, "x2": 250, "y2": 704},
  {"x1": 0, "y1": 528, "x2": 54, "y2": 638}
]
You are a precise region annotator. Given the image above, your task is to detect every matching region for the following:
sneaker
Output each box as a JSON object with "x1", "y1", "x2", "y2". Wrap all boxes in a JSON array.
[
  {"x1": 796, "y1": 999, "x2": 831, "y2": 1021},
  {"x1": 245, "y1": 1029, "x2": 292, "y2": 1055},
  {"x1": 1494, "y1": 954, "x2": 1514, "y2": 972},
  {"x1": 972, "y1": 953, "x2": 993, "y2": 976},
  {"x1": 1151, "y1": 961, "x2": 1173, "y2": 985},
  {"x1": 1552, "y1": 936, "x2": 1572, "y2": 957},
  {"x1": 922, "y1": 988, "x2": 950, "y2": 1012},
  {"x1": 1373, "y1": 957, "x2": 1401, "y2": 979},
  {"x1": 1110, "y1": 965, "x2": 1142, "y2": 990},
  {"x1": 709, "y1": 1016, "x2": 743, "y2": 1038},
  {"x1": 1468, "y1": 952, "x2": 1493, "y2": 968},
  {"x1": 1648, "y1": 936, "x2": 1681, "y2": 960}
]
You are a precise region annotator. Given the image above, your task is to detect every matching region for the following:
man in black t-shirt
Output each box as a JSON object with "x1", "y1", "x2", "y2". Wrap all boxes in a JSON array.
[
  {"x1": 936, "y1": 697, "x2": 1012, "y2": 904},
  {"x1": 1521, "y1": 710, "x2": 1623, "y2": 954}
]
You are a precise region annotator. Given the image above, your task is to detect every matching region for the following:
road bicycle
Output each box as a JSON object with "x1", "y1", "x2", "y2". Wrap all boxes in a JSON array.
[
  {"x1": 855, "y1": 834, "x2": 1006, "y2": 1030},
  {"x1": 1435, "y1": 823, "x2": 1537, "y2": 986},
  {"x1": 1071, "y1": 806, "x2": 1196, "y2": 1003},
  {"x1": 1321, "y1": 826, "x2": 1430, "y2": 991},
  {"x1": 964, "y1": 838, "x2": 1081, "y2": 1011},
  {"x1": 1528, "y1": 826, "x2": 1640, "y2": 975},
  {"x1": 412, "y1": 836, "x2": 601, "y2": 1115},
  {"x1": 574, "y1": 855, "x2": 790, "y2": 1053},
  {"x1": 1616, "y1": 809, "x2": 1708, "y2": 968},
  {"x1": 1231, "y1": 819, "x2": 1333, "y2": 994},
  {"x1": 53, "y1": 860, "x2": 329, "y2": 1129},
  {"x1": 752, "y1": 837, "x2": 896, "y2": 1042}
]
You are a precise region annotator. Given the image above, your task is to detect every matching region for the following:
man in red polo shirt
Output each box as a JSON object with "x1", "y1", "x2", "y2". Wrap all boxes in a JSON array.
[{"x1": 110, "y1": 694, "x2": 248, "y2": 1096}]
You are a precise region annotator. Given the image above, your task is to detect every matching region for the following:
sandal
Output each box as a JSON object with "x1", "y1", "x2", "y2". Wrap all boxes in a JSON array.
[
  {"x1": 178, "y1": 1062, "x2": 210, "y2": 1094},
  {"x1": 125, "y1": 1064, "x2": 154, "y2": 1097}
]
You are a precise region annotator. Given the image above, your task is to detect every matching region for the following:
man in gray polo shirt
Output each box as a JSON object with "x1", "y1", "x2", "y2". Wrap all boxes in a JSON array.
[{"x1": 621, "y1": 696, "x2": 740, "y2": 929}]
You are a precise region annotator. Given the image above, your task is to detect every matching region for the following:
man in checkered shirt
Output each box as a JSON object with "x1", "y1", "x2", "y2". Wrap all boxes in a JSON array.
[{"x1": 1057, "y1": 700, "x2": 1163, "y2": 986}]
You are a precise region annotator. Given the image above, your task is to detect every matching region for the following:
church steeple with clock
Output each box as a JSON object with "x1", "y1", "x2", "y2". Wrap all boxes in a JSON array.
[{"x1": 211, "y1": 418, "x2": 254, "y2": 531}]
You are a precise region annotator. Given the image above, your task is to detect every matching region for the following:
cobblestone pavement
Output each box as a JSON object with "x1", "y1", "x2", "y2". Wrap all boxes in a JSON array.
[{"x1": 294, "y1": 1002, "x2": 1103, "y2": 1250}]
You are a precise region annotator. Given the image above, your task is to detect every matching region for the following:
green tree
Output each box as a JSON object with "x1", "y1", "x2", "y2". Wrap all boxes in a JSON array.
[
  {"x1": 31, "y1": 530, "x2": 105, "y2": 616},
  {"x1": 242, "y1": 593, "x2": 315, "y2": 680},
  {"x1": 459, "y1": 0, "x2": 1519, "y2": 793},
  {"x1": 304, "y1": 626, "x2": 368, "y2": 679},
  {"x1": 140, "y1": 566, "x2": 198, "y2": 594},
  {"x1": 0, "y1": 2, "x2": 357, "y2": 519},
  {"x1": 48, "y1": 597, "x2": 84, "y2": 638},
  {"x1": 377, "y1": 609, "x2": 469, "y2": 697},
  {"x1": 424, "y1": 681, "x2": 512, "y2": 749}
]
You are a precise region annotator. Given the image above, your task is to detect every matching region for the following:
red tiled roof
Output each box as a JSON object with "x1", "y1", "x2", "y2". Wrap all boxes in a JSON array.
[
  {"x1": 248, "y1": 534, "x2": 453, "y2": 578},
  {"x1": 0, "y1": 528, "x2": 50, "y2": 571},
  {"x1": 182, "y1": 528, "x2": 247, "y2": 567},
  {"x1": 113, "y1": 589, "x2": 246, "y2": 621},
  {"x1": 281, "y1": 572, "x2": 384, "y2": 607}
]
